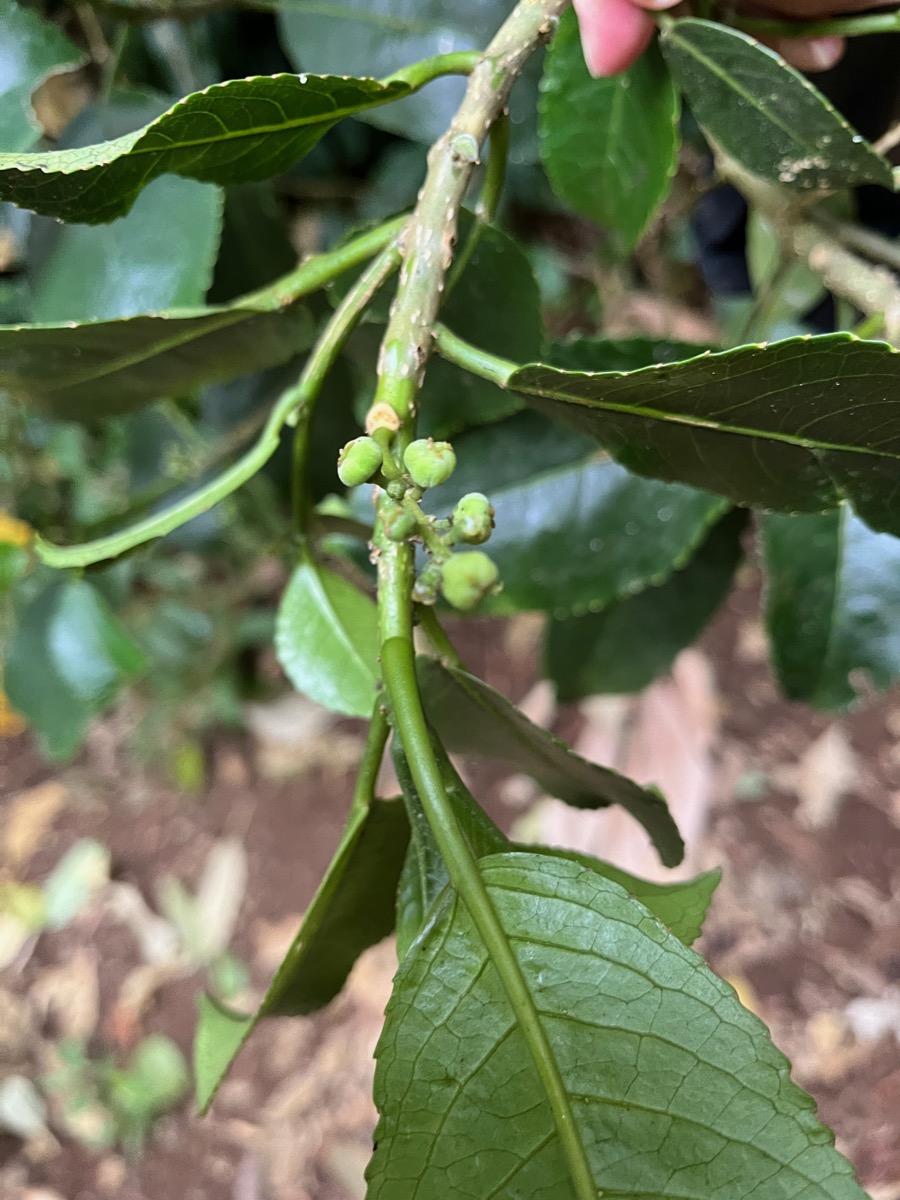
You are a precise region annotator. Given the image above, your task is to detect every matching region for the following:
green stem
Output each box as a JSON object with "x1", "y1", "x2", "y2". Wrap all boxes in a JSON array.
[
  {"x1": 384, "y1": 51, "x2": 481, "y2": 90},
  {"x1": 433, "y1": 323, "x2": 519, "y2": 385},
  {"x1": 736, "y1": 9, "x2": 900, "y2": 38},
  {"x1": 415, "y1": 604, "x2": 465, "y2": 669},
  {"x1": 291, "y1": 410, "x2": 313, "y2": 540},
  {"x1": 370, "y1": 0, "x2": 568, "y2": 436},
  {"x1": 854, "y1": 312, "x2": 886, "y2": 339},
  {"x1": 351, "y1": 703, "x2": 390, "y2": 815},
  {"x1": 379, "y1": 617, "x2": 596, "y2": 1200},
  {"x1": 35, "y1": 243, "x2": 402, "y2": 569},
  {"x1": 736, "y1": 257, "x2": 793, "y2": 344},
  {"x1": 77, "y1": 407, "x2": 270, "y2": 541},
  {"x1": 478, "y1": 111, "x2": 510, "y2": 226}
]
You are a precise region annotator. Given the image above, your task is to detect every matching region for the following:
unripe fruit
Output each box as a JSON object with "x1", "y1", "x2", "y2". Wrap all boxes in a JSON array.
[
  {"x1": 440, "y1": 551, "x2": 500, "y2": 612},
  {"x1": 382, "y1": 504, "x2": 418, "y2": 543},
  {"x1": 403, "y1": 438, "x2": 456, "y2": 489},
  {"x1": 452, "y1": 492, "x2": 495, "y2": 544},
  {"x1": 337, "y1": 436, "x2": 383, "y2": 487}
]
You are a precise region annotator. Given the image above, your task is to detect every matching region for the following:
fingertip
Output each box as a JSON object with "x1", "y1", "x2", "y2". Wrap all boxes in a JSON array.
[
  {"x1": 630, "y1": 0, "x2": 682, "y2": 12},
  {"x1": 574, "y1": 0, "x2": 656, "y2": 77}
]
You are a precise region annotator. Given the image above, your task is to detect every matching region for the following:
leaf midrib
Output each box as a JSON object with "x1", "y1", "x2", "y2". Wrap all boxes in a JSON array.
[
  {"x1": 2, "y1": 306, "x2": 257, "y2": 395},
  {"x1": 663, "y1": 27, "x2": 807, "y2": 148},
  {"x1": 516, "y1": 373, "x2": 900, "y2": 463},
  {"x1": 306, "y1": 563, "x2": 376, "y2": 702},
  {"x1": 0, "y1": 77, "x2": 406, "y2": 175}
]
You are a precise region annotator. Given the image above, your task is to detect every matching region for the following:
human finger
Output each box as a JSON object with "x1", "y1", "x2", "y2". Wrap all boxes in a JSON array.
[{"x1": 573, "y1": 0, "x2": 657, "y2": 76}]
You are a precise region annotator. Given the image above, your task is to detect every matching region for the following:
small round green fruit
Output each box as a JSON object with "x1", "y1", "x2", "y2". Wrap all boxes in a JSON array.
[
  {"x1": 452, "y1": 492, "x2": 495, "y2": 544},
  {"x1": 403, "y1": 439, "x2": 456, "y2": 489},
  {"x1": 337, "y1": 436, "x2": 383, "y2": 487},
  {"x1": 440, "y1": 551, "x2": 500, "y2": 612}
]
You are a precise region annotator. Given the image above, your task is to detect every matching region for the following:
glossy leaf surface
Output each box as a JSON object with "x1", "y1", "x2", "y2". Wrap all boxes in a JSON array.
[
  {"x1": 511, "y1": 335, "x2": 900, "y2": 537},
  {"x1": 417, "y1": 657, "x2": 683, "y2": 866},
  {"x1": 763, "y1": 504, "x2": 900, "y2": 709},
  {"x1": 194, "y1": 794, "x2": 409, "y2": 1112},
  {"x1": 427, "y1": 407, "x2": 726, "y2": 617},
  {"x1": 5, "y1": 576, "x2": 146, "y2": 758},
  {"x1": 485, "y1": 455, "x2": 725, "y2": 616},
  {"x1": 540, "y1": 12, "x2": 679, "y2": 250},
  {"x1": 0, "y1": 73, "x2": 409, "y2": 222},
  {"x1": 31, "y1": 175, "x2": 223, "y2": 322},
  {"x1": 275, "y1": 557, "x2": 379, "y2": 717},
  {"x1": 659, "y1": 19, "x2": 892, "y2": 190},
  {"x1": 0, "y1": 0, "x2": 81, "y2": 153},
  {"x1": 369, "y1": 852, "x2": 865, "y2": 1200},
  {"x1": 546, "y1": 509, "x2": 745, "y2": 697}
]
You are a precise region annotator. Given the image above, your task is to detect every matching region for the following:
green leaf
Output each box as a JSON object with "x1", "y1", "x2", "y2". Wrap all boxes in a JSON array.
[
  {"x1": 763, "y1": 503, "x2": 900, "y2": 709},
  {"x1": 275, "y1": 556, "x2": 379, "y2": 717},
  {"x1": 368, "y1": 852, "x2": 866, "y2": 1200},
  {"x1": 0, "y1": 0, "x2": 82, "y2": 153},
  {"x1": 659, "y1": 18, "x2": 892, "y2": 191},
  {"x1": 5, "y1": 575, "x2": 146, "y2": 759},
  {"x1": 194, "y1": 794, "x2": 409, "y2": 1113},
  {"x1": 523, "y1": 846, "x2": 720, "y2": 945},
  {"x1": 277, "y1": 0, "x2": 538, "y2": 152},
  {"x1": 550, "y1": 335, "x2": 714, "y2": 373},
  {"x1": 510, "y1": 334, "x2": 900, "y2": 537},
  {"x1": 483, "y1": 454, "x2": 726, "y2": 617},
  {"x1": 194, "y1": 994, "x2": 249, "y2": 1117},
  {"x1": 392, "y1": 734, "x2": 716, "y2": 956},
  {"x1": 546, "y1": 508, "x2": 746, "y2": 698},
  {"x1": 540, "y1": 12, "x2": 679, "y2": 250},
  {"x1": 0, "y1": 73, "x2": 410, "y2": 223},
  {"x1": 208, "y1": 182, "x2": 296, "y2": 303},
  {"x1": 31, "y1": 174, "x2": 222, "y2": 322},
  {"x1": 29, "y1": 92, "x2": 223, "y2": 323},
  {"x1": 0, "y1": 271, "x2": 316, "y2": 420},
  {"x1": 417, "y1": 657, "x2": 683, "y2": 867}
]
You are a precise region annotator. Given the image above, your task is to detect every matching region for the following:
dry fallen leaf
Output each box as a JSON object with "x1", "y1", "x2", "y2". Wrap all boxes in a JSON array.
[
  {"x1": 194, "y1": 838, "x2": 249, "y2": 962},
  {"x1": 845, "y1": 988, "x2": 900, "y2": 1044},
  {"x1": 29, "y1": 949, "x2": 100, "y2": 1043},
  {"x1": 2, "y1": 782, "x2": 65, "y2": 867},
  {"x1": 775, "y1": 725, "x2": 857, "y2": 830}
]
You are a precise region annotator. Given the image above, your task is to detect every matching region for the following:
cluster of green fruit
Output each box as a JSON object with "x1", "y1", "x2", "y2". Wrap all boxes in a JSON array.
[{"x1": 336, "y1": 434, "x2": 500, "y2": 611}]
